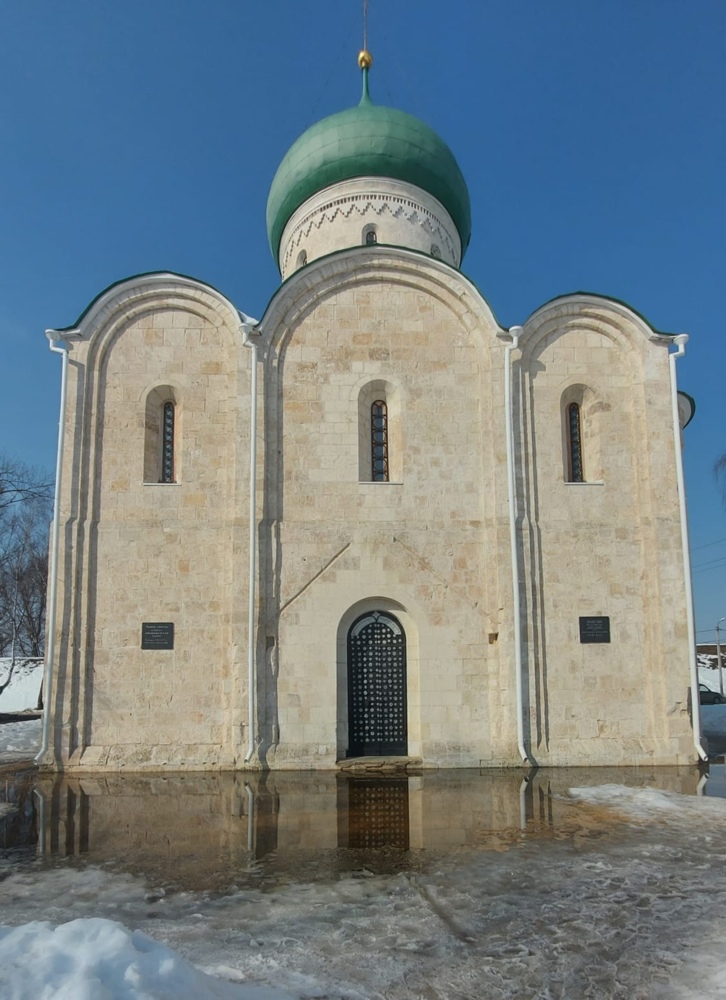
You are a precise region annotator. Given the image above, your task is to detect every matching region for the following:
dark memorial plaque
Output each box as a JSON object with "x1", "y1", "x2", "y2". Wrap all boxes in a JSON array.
[
  {"x1": 579, "y1": 616, "x2": 610, "y2": 644},
  {"x1": 141, "y1": 622, "x2": 174, "y2": 650}
]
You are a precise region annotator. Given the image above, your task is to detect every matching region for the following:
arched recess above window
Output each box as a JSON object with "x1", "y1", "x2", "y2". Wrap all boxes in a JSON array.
[
  {"x1": 561, "y1": 384, "x2": 604, "y2": 483},
  {"x1": 358, "y1": 380, "x2": 403, "y2": 483},
  {"x1": 144, "y1": 385, "x2": 180, "y2": 483}
]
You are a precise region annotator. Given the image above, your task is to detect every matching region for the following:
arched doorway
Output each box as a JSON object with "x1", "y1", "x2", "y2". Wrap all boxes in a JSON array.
[{"x1": 347, "y1": 611, "x2": 408, "y2": 757}]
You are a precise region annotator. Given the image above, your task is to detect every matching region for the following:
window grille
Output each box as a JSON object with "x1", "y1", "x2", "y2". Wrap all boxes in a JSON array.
[
  {"x1": 161, "y1": 401, "x2": 175, "y2": 483},
  {"x1": 371, "y1": 400, "x2": 389, "y2": 481},
  {"x1": 567, "y1": 402, "x2": 584, "y2": 482}
]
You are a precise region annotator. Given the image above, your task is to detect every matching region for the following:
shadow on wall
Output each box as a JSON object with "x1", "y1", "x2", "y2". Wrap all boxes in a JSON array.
[
  {"x1": 257, "y1": 326, "x2": 285, "y2": 767},
  {"x1": 517, "y1": 357, "x2": 549, "y2": 757},
  {"x1": 58, "y1": 351, "x2": 92, "y2": 763}
]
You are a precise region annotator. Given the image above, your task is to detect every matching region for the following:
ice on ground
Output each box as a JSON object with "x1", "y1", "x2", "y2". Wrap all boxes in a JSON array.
[
  {"x1": 0, "y1": 918, "x2": 296, "y2": 1000},
  {"x1": 3, "y1": 787, "x2": 726, "y2": 1000},
  {"x1": 0, "y1": 658, "x2": 43, "y2": 713},
  {"x1": 0, "y1": 718, "x2": 40, "y2": 760}
]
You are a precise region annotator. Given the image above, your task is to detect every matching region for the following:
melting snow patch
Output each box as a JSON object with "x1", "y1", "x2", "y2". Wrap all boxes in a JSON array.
[
  {"x1": 0, "y1": 918, "x2": 297, "y2": 1000},
  {"x1": 0, "y1": 718, "x2": 41, "y2": 760},
  {"x1": 569, "y1": 783, "x2": 726, "y2": 822}
]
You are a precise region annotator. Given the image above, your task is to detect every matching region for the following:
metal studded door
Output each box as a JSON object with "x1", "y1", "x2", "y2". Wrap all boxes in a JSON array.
[{"x1": 347, "y1": 611, "x2": 407, "y2": 757}]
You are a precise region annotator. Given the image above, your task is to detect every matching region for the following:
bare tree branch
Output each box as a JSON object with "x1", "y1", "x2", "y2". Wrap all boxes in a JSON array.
[
  {"x1": 0, "y1": 456, "x2": 53, "y2": 513},
  {"x1": 0, "y1": 455, "x2": 52, "y2": 658}
]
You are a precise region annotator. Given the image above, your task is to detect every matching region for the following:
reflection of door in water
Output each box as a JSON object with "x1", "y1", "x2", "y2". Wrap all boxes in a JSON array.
[
  {"x1": 347, "y1": 611, "x2": 407, "y2": 757},
  {"x1": 338, "y1": 777, "x2": 410, "y2": 849}
]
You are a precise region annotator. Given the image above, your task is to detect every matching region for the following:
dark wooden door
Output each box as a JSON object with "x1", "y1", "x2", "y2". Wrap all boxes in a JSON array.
[{"x1": 347, "y1": 611, "x2": 407, "y2": 757}]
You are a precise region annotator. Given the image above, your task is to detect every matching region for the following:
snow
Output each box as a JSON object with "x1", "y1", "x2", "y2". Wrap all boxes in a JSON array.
[
  {"x1": 2, "y1": 698, "x2": 726, "y2": 996},
  {"x1": 0, "y1": 780, "x2": 726, "y2": 997},
  {"x1": 0, "y1": 918, "x2": 295, "y2": 1000},
  {"x1": 698, "y1": 658, "x2": 726, "y2": 698},
  {"x1": 0, "y1": 718, "x2": 40, "y2": 762},
  {"x1": 569, "y1": 782, "x2": 726, "y2": 821},
  {"x1": 0, "y1": 657, "x2": 43, "y2": 714}
]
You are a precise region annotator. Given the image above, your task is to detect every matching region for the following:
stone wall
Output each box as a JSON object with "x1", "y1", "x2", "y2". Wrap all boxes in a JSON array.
[
  {"x1": 44, "y1": 258, "x2": 696, "y2": 771},
  {"x1": 259, "y1": 250, "x2": 695, "y2": 768},
  {"x1": 45, "y1": 277, "x2": 253, "y2": 770},
  {"x1": 517, "y1": 298, "x2": 694, "y2": 764}
]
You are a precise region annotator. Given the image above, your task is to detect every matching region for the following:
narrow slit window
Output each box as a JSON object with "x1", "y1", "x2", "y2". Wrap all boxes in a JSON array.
[
  {"x1": 567, "y1": 402, "x2": 584, "y2": 482},
  {"x1": 371, "y1": 400, "x2": 389, "y2": 482},
  {"x1": 363, "y1": 224, "x2": 378, "y2": 245},
  {"x1": 161, "y1": 401, "x2": 175, "y2": 483}
]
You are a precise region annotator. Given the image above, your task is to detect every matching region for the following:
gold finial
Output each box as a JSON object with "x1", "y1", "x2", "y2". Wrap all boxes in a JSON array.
[{"x1": 358, "y1": 49, "x2": 373, "y2": 70}]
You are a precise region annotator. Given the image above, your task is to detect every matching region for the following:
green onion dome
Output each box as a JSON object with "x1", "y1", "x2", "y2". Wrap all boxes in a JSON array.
[{"x1": 266, "y1": 67, "x2": 471, "y2": 262}]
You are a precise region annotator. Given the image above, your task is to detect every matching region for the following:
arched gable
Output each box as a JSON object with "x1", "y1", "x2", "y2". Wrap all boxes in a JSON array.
[
  {"x1": 50, "y1": 271, "x2": 248, "y2": 365},
  {"x1": 519, "y1": 292, "x2": 675, "y2": 364},
  {"x1": 258, "y1": 246, "x2": 504, "y2": 360}
]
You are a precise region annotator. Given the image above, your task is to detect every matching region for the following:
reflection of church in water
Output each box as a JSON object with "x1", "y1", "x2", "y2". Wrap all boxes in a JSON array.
[
  {"x1": 16, "y1": 768, "x2": 706, "y2": 873},
  {"x1": 42, "y1": 51, "x2": 701, "y2": 772}
]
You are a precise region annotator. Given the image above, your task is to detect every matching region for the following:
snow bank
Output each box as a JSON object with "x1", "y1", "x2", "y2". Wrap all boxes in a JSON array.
[
  {"x1": 0, "y1": 658, "x2": 43, "y2": 713},
  {"x1": 0, "y1": 918, "x2": 296, "y2": 1000}
]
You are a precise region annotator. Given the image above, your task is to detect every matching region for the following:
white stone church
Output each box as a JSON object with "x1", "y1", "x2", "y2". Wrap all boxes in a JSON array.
[{"x1": 40, "y1": 55, "x2": 702, "y2": 772}]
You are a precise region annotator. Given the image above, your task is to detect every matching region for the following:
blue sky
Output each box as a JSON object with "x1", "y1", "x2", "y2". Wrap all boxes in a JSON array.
[{"x1": 1, "y1": 1, "x2": 725, "y2": 635}]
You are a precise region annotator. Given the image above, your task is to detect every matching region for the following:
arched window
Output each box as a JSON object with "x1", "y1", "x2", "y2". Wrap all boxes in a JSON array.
[
  {"x1": 567, "y1": 402, "x2": 584, "y2": 482},
  {"x1": 161, "y1": 401, "x2": 175, "y2": 483},
  {"x1": 144, "y1": 386, "x2": 179, "y2": 483},
  {"x1": 363, "y1": 224, "x2": 378, "y2": 246},
  {"x1": 296, "y1": 249, "x2": 308, "y2": 268},
  {"x1": 357, "y1": 380, "x2": 402, "y2": 483},
  {"x1": 371, "y1": 401, "x2": 389, "y2": 481}
]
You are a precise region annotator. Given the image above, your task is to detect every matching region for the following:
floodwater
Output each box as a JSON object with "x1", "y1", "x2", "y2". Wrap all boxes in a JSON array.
[{"x1": 2, "y1": 764, "x2": 726, "y2": 998}]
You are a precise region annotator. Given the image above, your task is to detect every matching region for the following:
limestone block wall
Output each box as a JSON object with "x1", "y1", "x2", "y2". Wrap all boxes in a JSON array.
[
  {"x1": 259, "y1": 249, "x2": 518, "y2": 768},
  {"x1": 43, "y1": 257, "x2": 696, "y2": 772},
  {"x1": 258, "y1": 254, "x2": 695, "y2": 769},
  {"x1": 46, "y1": 277, "x2": 253, "y2": 771},
  {"x1": 516, "y1": 298, "x2": 694, "y2": 765}
]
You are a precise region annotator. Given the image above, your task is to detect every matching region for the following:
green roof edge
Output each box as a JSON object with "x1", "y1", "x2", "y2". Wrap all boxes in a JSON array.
[
  {"x1": 528, "y1": 290, "x2": 679, "y2": 339},
  {"x1": 50, "y1": 271, "x2": 236, "y2": 333}
]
